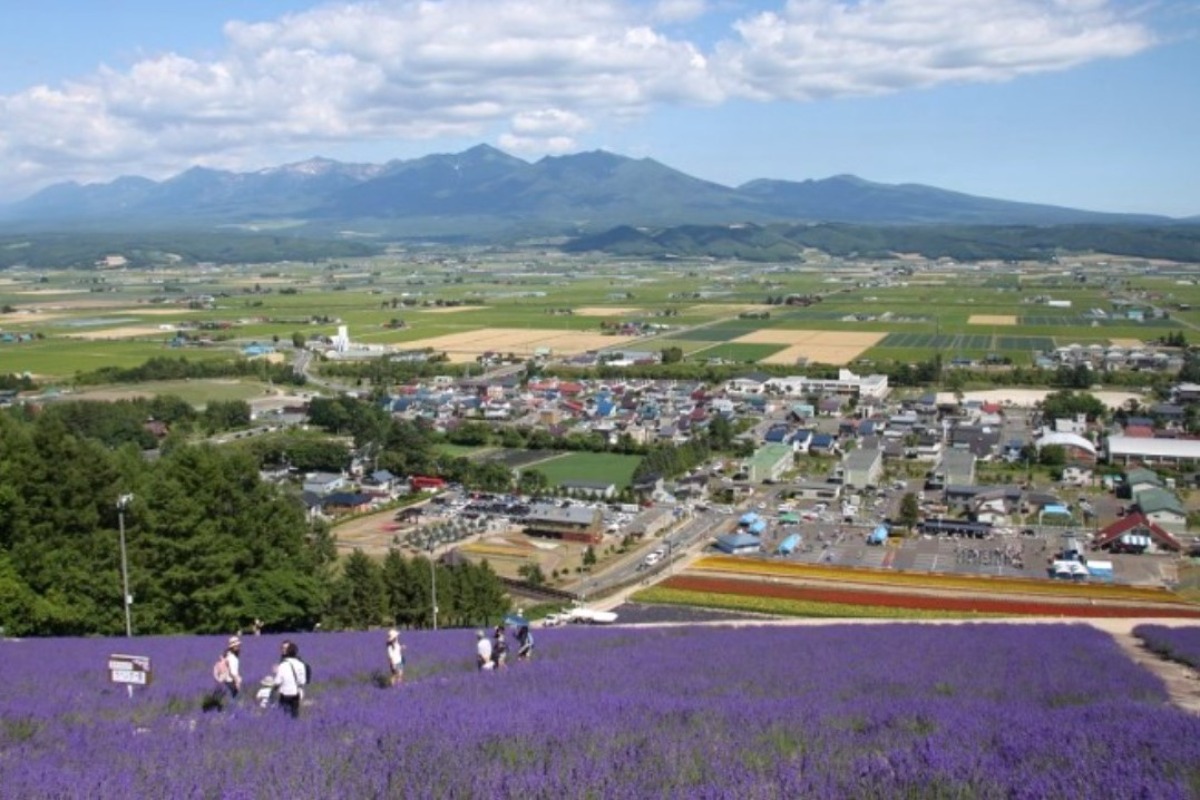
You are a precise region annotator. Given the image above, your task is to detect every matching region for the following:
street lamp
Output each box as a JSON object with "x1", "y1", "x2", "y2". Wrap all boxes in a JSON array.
[
  {"x1": 428, "y1": 537, "x2": 438, "y2": 631},
  {"x1": 116, "y1": 494, "x2": 134, "y2": 637}
]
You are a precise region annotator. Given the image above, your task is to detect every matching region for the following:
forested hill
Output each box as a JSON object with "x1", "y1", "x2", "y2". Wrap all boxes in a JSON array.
[
  {"x1": 0, "y1": 231, "x2": 383, "y2": 270},
  {"x1": 0, "y1": 396, "x2": 511, "y2": 637},
  {"x1": 563, "y1": 222, "x2": 1200, "y2": 263}
]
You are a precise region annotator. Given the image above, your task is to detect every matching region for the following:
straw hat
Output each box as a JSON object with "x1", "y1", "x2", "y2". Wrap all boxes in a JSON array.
[
  {"x1": 227, "y1": 636, "x2": 241, "y2": 649},
  {"x1": 387, "y1": 629, "x2": 399, "y2": 643}
]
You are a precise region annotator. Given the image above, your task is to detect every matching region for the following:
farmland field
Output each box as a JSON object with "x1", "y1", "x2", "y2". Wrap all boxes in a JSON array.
[
  {"x1": 685, "y1": 342, "x2": 787, "y2": 362},
  {"x1": 3, "y1": 624, "x2": 1200, "y2": 798},
  {"x1": 2, "y1": 253, "x2": 1198, "y2": 381}
]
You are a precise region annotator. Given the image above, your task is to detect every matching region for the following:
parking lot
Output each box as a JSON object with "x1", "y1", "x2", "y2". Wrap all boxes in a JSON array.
[{"x1": 744, "y1": 519, "x2": 1181, "y2": 587}]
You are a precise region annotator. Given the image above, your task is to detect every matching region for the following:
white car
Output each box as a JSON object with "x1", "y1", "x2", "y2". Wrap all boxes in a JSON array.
[{"x1": 643, "y1": 551, "x2": 663, "y2": 567}]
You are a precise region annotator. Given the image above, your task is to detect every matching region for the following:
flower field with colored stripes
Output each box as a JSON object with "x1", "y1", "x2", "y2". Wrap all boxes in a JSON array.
[
  {"x1": 2, "y1": 624, "x2": 1200, "y2": 798},
  {"x1": 652, "y1": 574, "x2": 1200, "y2": 619}
]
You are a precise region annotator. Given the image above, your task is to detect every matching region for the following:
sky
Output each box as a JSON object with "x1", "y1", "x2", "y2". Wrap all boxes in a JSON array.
[{"x1": 0, "y1": 0, "x2": 1197, "y2": 216}]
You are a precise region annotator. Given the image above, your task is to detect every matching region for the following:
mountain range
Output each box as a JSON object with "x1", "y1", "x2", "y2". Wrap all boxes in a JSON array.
[{"x1": 0, "y1": 144, "x2": 1186, "y2": 239}]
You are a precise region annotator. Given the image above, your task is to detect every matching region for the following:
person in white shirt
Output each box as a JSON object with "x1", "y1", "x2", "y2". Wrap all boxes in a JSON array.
[
  {"x1": 475, "y1": 630, "x2": 493, "y2": 670},
  {"x1": 222, "y1": 637, "x2": 242, "y2": 700},
  {"x1": 386, "y1": 629, "x2": 405, "y2": 686},
  {"x1": 273, "y1": 640, "x2": 307, "y2": 718}
]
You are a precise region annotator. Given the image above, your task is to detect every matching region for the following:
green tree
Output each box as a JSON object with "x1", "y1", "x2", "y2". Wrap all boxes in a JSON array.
[
  {"x1": 329, "y1": 549, "x2": 386, "y2": 629},
  {"x1": 518, "y1": 468, "x2": 549, "y2": 496},
  {"x1": 1038, "y1": 445, "x2": 1067, "y2": 467},
  {"x1": 517, "y1": 562, "x2": 546, "y2": 587},
  {"x1": 897, "y1": 492, "x2": 920, "y2": 531}
]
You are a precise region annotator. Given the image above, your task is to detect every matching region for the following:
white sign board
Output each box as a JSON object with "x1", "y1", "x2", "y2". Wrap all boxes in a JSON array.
[{"x1": 108, "y1": 653, "x2": 152, "y2": 686}]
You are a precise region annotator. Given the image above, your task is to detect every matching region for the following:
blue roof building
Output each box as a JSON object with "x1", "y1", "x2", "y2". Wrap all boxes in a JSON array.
[{"x1": 714, "y1": 533, "x2": 762, "y2": 555}]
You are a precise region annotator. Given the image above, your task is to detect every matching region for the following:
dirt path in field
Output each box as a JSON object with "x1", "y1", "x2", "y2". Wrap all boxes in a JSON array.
[{"x1": 1105, "y1": 626, "x2": 1200, "y2": 714}]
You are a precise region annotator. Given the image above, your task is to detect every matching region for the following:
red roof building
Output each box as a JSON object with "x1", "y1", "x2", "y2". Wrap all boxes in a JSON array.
[{"x1": 1092, "y1": 512, "x2": 1182, "y2": 554}]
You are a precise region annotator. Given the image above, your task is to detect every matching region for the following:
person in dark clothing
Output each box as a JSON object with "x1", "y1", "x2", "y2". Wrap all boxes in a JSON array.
[
  {"x1": 516, "y1": 625, "x2": 534, "y2": 661},
  {"x1": 492, "y1": 625, "x2": 509, "y2": 669}
]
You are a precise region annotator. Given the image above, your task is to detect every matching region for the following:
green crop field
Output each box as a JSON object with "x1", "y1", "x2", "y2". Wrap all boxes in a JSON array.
[
  {"x1": 67, "y1": 379, "x2": 275, "y2": 405},
  {"x1": 531, "y1": 452, "x2": 642, "y2": 488},
  {"x1": 3, "y1": 248, "x2": 1197, "y2": 383},
  {"x1": 686, "y1": 342, "x2": 788, "y2": 362}
]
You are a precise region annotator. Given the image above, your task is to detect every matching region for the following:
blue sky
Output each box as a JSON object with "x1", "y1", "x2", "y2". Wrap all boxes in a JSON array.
[{"x1": 0, "y1": 0, "x2": 1196, "y2": 216}]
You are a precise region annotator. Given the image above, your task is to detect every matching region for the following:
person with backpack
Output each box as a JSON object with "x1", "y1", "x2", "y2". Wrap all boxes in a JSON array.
[
  {"x1": 272, "y1": 640, "x2": 307, "y2": 718},
  {"x1": 213, "y1": 636, "x2": 242, "y2": 701}
]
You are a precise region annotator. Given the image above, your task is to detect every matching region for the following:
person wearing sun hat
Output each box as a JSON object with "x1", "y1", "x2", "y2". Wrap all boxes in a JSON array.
[
  {"x1": 386, "y1": 628, "x2": 406, "y2": 686},
  {"x1": 221, "y1": 636, "x2": 243, "y2": 700}
]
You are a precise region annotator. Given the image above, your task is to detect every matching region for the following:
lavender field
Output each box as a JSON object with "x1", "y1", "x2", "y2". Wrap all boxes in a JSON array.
[
  {"x1": 1135, "y1": 624, "x2": 1200, "y2": 671},
  {"x1": 3, "y1": 623, "x2": 1200, "y2": 799}
]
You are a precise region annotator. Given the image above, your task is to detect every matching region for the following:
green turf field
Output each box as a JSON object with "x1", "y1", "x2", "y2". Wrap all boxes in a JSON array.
[{"x1": 531, "y1": 452, "x2": 642, "y2": 488}]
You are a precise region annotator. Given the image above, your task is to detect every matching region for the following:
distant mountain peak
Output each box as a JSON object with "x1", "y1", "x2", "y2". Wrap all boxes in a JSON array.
[
  {"x1": 0, "y1": 144, "x2": 1177, "y2": 230},
  {"x1": 262, "y1": 157, "x2": 340, "y2": 176}
]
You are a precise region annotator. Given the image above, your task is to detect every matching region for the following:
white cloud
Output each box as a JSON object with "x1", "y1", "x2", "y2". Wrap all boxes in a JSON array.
[
  {"x1": 0, "y1": 0, "x2": 1155, "y2": 198},
  {"x1": 715, "y1": 0, "x2": 1154, "y2": 100}
]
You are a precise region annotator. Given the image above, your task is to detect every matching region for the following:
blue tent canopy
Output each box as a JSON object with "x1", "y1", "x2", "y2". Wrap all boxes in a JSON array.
[{"x1": 777, "y1": 533, "x2": 802, "y2": 555}]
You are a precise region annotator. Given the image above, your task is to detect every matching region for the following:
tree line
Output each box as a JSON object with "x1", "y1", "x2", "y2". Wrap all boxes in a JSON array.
[{"x1": 0, "y1": 406, "x2": 510, "y2": 637}]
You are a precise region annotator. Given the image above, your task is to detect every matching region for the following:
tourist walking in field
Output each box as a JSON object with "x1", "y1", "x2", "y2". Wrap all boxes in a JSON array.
[
  {"x1": 516, "y1": 624, "x2": 534, "y2": 662},
  {"x1": 213, "y1": 636, "x2": 242, "y2": 700},
  {"x1": 492, "y1": 625, "x2": 509, "y2": 669},
  {"x1": 476, "y1": 630, "x2": 493, "y2": 671},
  {"x1": 386, "y1": 629, "x2": 405, "y2": 686},
  {"x1": 273, "y1": 640, "x2": 308, "y2": 718}
]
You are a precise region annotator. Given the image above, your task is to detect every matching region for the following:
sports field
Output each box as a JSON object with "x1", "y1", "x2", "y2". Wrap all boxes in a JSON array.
[{"x1": 531, "y1": 452, "x2": 642, "y2": 488}]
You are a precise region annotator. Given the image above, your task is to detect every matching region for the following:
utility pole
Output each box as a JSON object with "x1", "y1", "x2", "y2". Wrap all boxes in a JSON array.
[
  {"x1": 428, "y1": 537, "x2": 438, "y2": 631},
  {"x1": 117, "y1": 494, "x2": 134, "y2": 637}
]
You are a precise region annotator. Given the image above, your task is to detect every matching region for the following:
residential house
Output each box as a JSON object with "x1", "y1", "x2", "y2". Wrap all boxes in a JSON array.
[
  {"x1": 744, "y1": 444, "x2": 795, "y2": 483},
  {"x1": 841, "y1": 447, "x2": 883, "y2": 490},
  {"x1": 1133, "y1": 488, "x2": 1189, "y2": 534},
  {"x1": 1093, "y1": 513, "x2": 1183, "y2": 554},
  {"x1": 303, "y1": 471, "x2": 346, "y2": 495}
]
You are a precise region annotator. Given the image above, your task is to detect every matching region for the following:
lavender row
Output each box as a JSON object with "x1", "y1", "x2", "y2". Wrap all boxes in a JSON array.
[
  {"x1": 1133, "y1": 624, "x2": 1200, "y2": 670},
  {"x1": 2, "y1": 624, "x2": 1199, "y2": 798}
]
